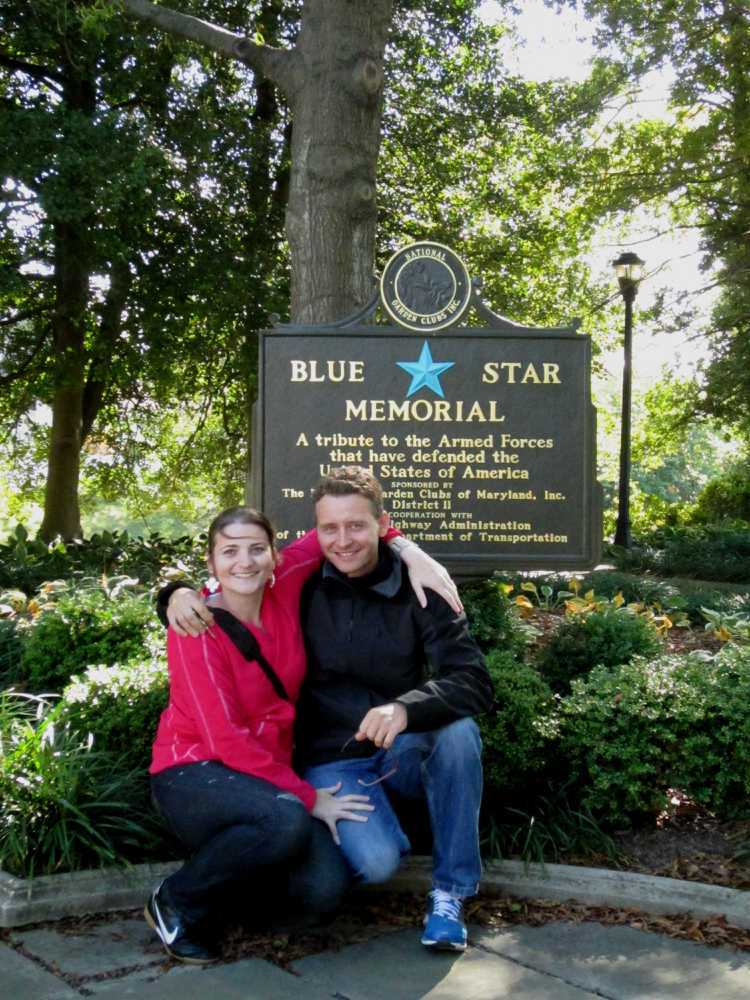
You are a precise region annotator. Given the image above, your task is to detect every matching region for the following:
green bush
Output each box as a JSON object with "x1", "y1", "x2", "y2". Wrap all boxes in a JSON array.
[
  {"x1": 19, "y1": 586, "x2": 162, "y2": 693},
  {"x1": 482, "y1": 778, "x2": 616, "y2": 865},
  {"x1": 479, "y1": 648, "x2": 558, "y2": 797},
  {"x1": 459, "y1": 578, "x2": 528, "y2": 657},
  {"x1": 670, "y1": 643, "x2": 750, "y2": 816},
  {"x1": 555, "y1": 649, "x2": 750, "y2": 827},
  {"x1": 0, "y1": 524, "x2": 206, "y2": 596},
  {"x1": 536, "y1": 602, "x2": 664, "y2": 694},
  {"x1": 613, "y1": 524, "x2": 750, "y2": 583},
  {"x1": 493, "y1": 570, "x2": 686, "y2": 615},
  {"x1": 0, "y1": 619, "x2": 24, "y2": 687},
  {"x1": 0, "y1": 693, "x2": 166, "y2": 876},
  {"x1": 688, "y1": 464, "x2": 750, "y2": 524},
  {"x1": 58, "y1": 658, "x2": 169, "y2": 771}
]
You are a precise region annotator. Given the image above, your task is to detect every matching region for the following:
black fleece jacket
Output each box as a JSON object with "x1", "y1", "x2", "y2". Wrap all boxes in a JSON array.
[{"x1": 294, "y1": 543, "x2": 493, "y2": 768}]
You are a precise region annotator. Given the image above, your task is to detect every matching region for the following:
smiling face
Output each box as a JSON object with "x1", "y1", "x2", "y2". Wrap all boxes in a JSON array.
[
  {"x1": 207, "y1": 522, "x2": 277, "y2": 608},
  {"x1": 314, "y1": 493, "x2": 389, "y2": 578}
]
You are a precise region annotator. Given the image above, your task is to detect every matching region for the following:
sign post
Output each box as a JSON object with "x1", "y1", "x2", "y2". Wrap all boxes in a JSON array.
[{"x1": 251, "y1": 243, "x2": 601, "y2": 574}]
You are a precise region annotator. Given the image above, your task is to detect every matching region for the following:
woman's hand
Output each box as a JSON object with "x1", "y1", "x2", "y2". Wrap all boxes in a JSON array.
[
  {"x1": 311, "y1": 781, "x2": 374, "y2": 844},
  {"x1": 167, "y1": 588, "x2": 216, "y2": 638},
  {"x1": 396, "y1": 542, "x2": 462, "y2": 613}
]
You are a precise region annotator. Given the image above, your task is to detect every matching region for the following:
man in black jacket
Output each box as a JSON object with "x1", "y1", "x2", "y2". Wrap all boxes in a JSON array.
[
  {"x1": 294, "y1": 466, "x2": 493, "y2": 951},
  {"x1": 162, "y1": 466, "x2": 493, "y2": 951}
]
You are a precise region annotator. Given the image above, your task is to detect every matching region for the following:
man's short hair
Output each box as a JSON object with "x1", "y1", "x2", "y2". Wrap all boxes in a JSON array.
[{"x1": 311, "y1": 466, "x2": 384, "y2": 519}]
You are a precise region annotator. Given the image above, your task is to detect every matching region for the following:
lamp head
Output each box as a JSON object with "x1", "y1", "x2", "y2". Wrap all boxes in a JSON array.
[{"x1": 612, "y1": 252, "x2": 645, "y2": 296}]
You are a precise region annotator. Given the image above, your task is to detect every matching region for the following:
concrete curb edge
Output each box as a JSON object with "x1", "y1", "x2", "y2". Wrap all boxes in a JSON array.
[
  {"x1": 381, "y1": 857, "x2": 750, "y2": 928},
  {"x1": 0, "y1": 861, "x2": 181, "y2": 927},
  {"x1": 1, "y1": 856, "x2": 747, "y2": 929}
]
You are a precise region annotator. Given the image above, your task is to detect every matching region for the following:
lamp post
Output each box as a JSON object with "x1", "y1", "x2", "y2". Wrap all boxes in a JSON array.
[{"x1": 612, "y1": 251, "x2": 645, "y2": 548}]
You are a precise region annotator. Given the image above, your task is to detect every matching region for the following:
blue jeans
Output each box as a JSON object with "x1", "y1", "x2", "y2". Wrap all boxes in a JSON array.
[
  {"x1": 303, "y1": 717, "x2": 483, "y2": 898},
  {"x1": 151, "y1": 760, "x2": 350, "y2": 930}
]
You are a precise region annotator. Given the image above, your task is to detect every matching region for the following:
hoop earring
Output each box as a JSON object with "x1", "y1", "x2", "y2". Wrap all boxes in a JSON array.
[{"x1": 269, "y1": 572, "x2": 276, "y2": 588}]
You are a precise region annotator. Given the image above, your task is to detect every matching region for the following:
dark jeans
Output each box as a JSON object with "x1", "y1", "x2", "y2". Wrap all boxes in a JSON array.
[{"x1": 151, "y1": 760, "x2": 350, "y2": 931}]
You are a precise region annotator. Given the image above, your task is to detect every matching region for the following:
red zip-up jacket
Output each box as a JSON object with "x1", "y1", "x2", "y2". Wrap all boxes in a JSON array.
[{"x1": 150, "y1": 529, "x2": 323, "y2": 809}]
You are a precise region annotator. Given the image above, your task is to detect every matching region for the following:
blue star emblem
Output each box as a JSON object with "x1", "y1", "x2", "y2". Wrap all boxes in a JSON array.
[{"x1": 396, "y1": 341, "x2": 455, "y2": 398}]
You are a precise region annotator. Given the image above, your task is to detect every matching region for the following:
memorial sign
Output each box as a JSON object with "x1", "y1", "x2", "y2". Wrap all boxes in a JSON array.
[{"x1": 251, "y1": 243, "x2": 601, "y2": 574}]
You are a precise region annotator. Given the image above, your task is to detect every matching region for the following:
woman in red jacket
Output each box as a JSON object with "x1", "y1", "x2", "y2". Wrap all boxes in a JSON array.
[{"x1": 145, "y1": 504, "x2": 453, "y2": 964}]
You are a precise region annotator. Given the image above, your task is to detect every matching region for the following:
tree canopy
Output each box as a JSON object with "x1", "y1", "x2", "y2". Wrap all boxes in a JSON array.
[
  {"x1": 1, "y1": 0, "x2": 747, "y2": 539},
  {"x1": 562, "y1": 0, "x2": 750, "y2": 432},
  {"x1": 1, "y1": 0, "x2": 291, "y2": 536}
]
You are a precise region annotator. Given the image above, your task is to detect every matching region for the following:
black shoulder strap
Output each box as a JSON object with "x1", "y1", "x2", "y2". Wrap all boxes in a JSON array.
[{"x1": 210, "y1": 607, "x2": 291, "y2": 702}]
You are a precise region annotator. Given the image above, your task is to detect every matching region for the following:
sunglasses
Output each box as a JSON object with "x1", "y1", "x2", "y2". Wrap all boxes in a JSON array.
[{"x1": 340, "y1": 735, "x2": 398, "y2": 787}]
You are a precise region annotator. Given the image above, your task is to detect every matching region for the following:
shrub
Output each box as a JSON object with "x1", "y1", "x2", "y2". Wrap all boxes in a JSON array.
[
  {"x1": 555, "y1": 649, "x2": 750, "y2": 827},
  {"x1": 0, "y1": 524, "x2": 206, "y2": 596},
  {"x1": 536, "y1": 601, "x2": 664, "y2": 695},
  {"x1": 494, "y1": 570, "x2": 685, "y2": 616},
  {"x1": 479, "y1": 648, "x2": 558, "y2": 797},
  {"x1": 58, "y1": 658, "x2": 169, "y2": 771},
  {"x1": 656, "y1": 525, "x2": 750, "y2": 582},
  {"x1": 670, "y1": 644, "x2": 750, "y2": 816},
  {"x1": 18, "y1": 585, "x2": 162, "y2": 693},
  {"x1": 688, "y1": 464, "x2": 750, "y2": 524},
  {"x1": 613, "y1": 524, "x2": 750, "y2": 583},
  {"x1": 482, "y1": 778, "x2": 616, "y2": 865},
  {"x1": 0, "y1": 693, "x2": 166, "y2": 876},
  {"x1": 460, "y1": 578, "x2": 528, "y2": 657},
  {"x1": 0, "y1": 619, "x2": 24, "y2": 687}
]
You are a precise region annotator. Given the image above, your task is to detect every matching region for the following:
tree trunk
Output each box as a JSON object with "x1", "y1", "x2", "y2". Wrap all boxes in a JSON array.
[
  {"x1": 284, "y1": 0, "x2": 392, "y2": 323},
  {"x1": 38, "y1": 68, "x2": 96, "y2": 542},
  {"x1": 39, "y1": 220, "x2": 88, "y2": 541},
  {"x1": 120, "y1": 0, "x2": 393, "y2": 325}
]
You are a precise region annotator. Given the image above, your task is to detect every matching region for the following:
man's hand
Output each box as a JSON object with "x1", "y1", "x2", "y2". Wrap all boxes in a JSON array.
[
  {"x1": 354, "y1": 702, "x2": 408, "y2": 749},
  {"x1": 167, "y1": 587, "x2": 216, "y2": 638}
]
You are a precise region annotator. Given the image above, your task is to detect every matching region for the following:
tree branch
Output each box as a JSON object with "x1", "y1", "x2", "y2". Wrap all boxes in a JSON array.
[
  {"x1": 0, "y1": 325, "x2": 49, "y2": 387},
  {"x1": 0, "y1": 304, "x2": 48, "y2": 327},
  {"x1": 0, "y1": 50, "x2": 64, "y2": 89},
  {"x1": 118, "y1": 0, "x2": 297, "y2": 95}
]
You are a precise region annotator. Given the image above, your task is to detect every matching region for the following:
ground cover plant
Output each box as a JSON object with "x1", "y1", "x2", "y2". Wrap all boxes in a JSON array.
[
  {"x1": 611, "y1": 523, "x2": 750, "y2": 583},
  {"x1": 16, "y1": 583, "x2": 163, "y2": 693},
  {"x1": 0, "y1": 524, "x2": 748, "y2": 876},
  {"x1": 0, "y1": 525, "x2": 206, "y2": 597},
  {"x1": 474, "y1": 561, "x2": 750, "y2": 865},
  {"x1": 0, "y1": 693, "x2": 166, "y2": 876}
]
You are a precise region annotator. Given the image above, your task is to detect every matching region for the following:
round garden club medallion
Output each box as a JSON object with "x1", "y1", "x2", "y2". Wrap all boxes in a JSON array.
[{"x1": 380, "y1": 242, "x2": 472, "y2": 331}]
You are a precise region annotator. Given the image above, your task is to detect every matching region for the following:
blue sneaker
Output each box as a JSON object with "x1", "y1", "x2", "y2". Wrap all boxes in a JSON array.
[{"x1": 421, "y1": 889, "x2": 467, "y2": 951}]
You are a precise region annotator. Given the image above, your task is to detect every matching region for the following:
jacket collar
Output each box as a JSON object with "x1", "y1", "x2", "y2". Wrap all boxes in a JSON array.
[{"x1": 321, "y1": 541, "x2": 403, "y2": 598}]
